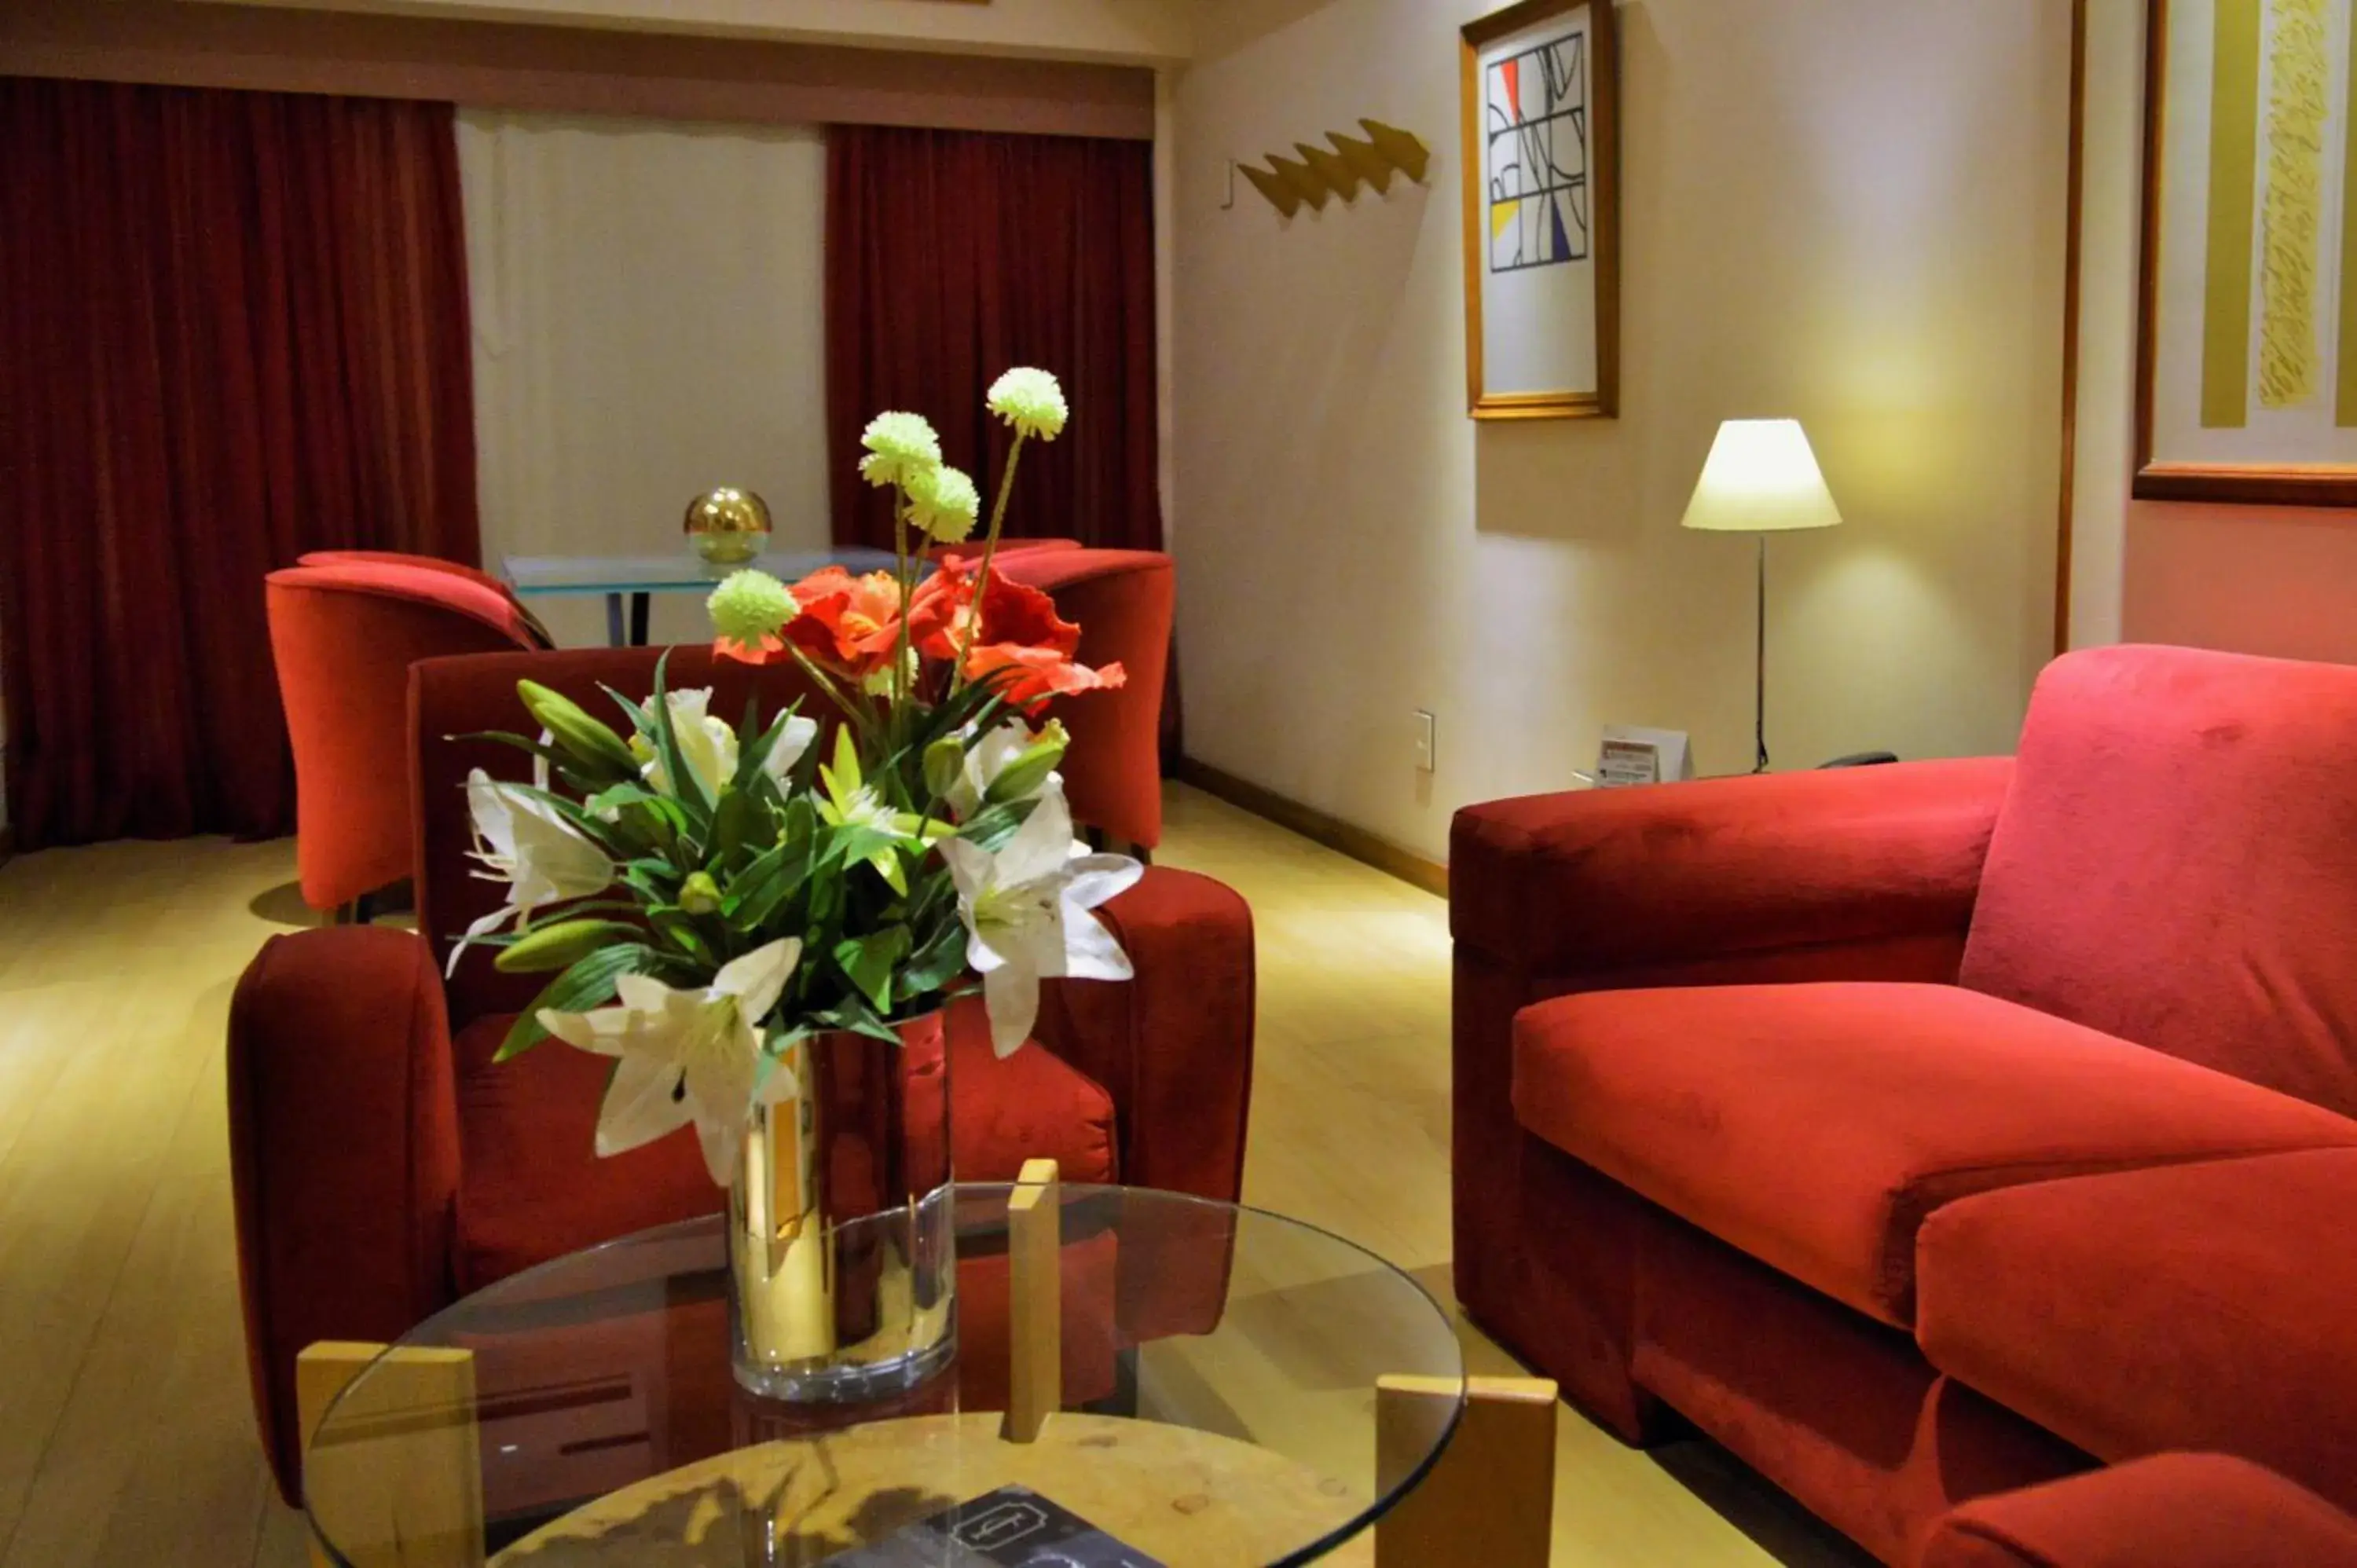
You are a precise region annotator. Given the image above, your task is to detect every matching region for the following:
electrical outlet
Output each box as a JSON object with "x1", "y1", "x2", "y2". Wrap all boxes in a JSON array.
[{"x1": 1413, "y1": 710, "x2": 1437, "y2": 774}]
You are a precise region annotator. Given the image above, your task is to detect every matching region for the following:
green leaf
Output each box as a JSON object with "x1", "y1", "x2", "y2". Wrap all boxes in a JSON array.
[
  {"x1": 647, "y1": 651, "x2": 716, "y2": 826},
  {"x1": 650, "y1": 907, "x2": 716, "y2": 964},
  {"x1": 493, "y1": 943, "x2": 651, "y2": 1062},
  {"x1": 711, "y1": 786, "x2": 759, "y2": 865},
  {"x1": 733, "y1": 700, "x2": 806, "y2": 793},
  {"x1": 900, "y1": 917, "x2": 970, "y2": 998},
  {"x1": 812, "y1": 993, "x2": 903, "y2": 1046},
  {"x1": 833, "y1": 926, "x2": 911, "y2": 1015},
  {"x1": 955, "y1": 797, "x2": 1039, "y2": 854}
]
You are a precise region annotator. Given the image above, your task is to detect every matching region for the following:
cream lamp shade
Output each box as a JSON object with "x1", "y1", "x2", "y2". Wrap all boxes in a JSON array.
[{"x1": 1679, "y1": 419, "x2": 1842, "y2": 533}]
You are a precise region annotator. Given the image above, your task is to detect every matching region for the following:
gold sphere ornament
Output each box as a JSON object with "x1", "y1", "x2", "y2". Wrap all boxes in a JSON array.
[{"x1": 683, "y1": 487, "x2": 773, "y2": 566}]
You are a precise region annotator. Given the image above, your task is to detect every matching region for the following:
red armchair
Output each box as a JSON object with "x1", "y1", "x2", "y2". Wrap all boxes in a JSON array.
[
  {"x1": 1453, "y1": 645, "x2": 2357, "y2": 1563},
  {"x1": 298, "y1": 550, "x2": 555, "y2": 647},
  {"x1": 266, "y1": 561, "x2": 541, "y2": 912},
  {"x1": 992, "y1": 548, "x2": 1175, "y2": 852},
  {"x1": 229, "y1": 644, "x2": 1254, "y2": 1503}
]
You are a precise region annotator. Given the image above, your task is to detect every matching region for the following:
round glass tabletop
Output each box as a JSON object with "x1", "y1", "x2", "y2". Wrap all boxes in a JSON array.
[{"x1": 305, "y1": 1185, "x2": 1467, "y2": 1566}]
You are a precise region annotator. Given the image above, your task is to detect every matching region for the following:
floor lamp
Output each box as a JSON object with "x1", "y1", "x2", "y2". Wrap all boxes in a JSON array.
[{"x1": 1679, "y1": 419, "x2": 1842, "y2": 773}]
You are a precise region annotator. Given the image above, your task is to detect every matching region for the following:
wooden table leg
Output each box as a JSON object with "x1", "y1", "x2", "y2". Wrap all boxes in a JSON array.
[
  {"x1": 1373, "y1": 1374, "x2": 1557, "y2": 1568},
  {"x1": 1004, "y1": 1157, "x2": 1062, "y2": 1444},
  {"x1": 629, "y1": 591, "x2": 651, "y2": 646},
  {"x1": 297, "y1": 1340, "x2": 486, "y2": 1568}
]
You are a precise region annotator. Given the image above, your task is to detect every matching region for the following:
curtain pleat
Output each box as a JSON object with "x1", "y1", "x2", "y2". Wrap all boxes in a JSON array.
[
  {"x1": 0, "y1": 79, "x2": 479, "y2": 848},
  {"x1": 824, "y1": 126, "x2": 1163, "y2": 557}
]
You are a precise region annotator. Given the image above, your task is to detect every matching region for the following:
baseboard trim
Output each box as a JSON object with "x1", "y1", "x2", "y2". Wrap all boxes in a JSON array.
[{"x1": 1175, "y1": 758, "x2": 1449, "y2": 898}]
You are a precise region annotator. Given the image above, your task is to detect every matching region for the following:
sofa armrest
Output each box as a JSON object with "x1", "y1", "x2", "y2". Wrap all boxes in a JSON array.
[
  {"x1": 1919, "y1": 1454, "x2": 2357, "y2": 1568},
  {"x1": 228, "y1": 926, "x2": 463, "y2": 1504},
  {"x1": 1031, "y1": 866, "x2": 1255, "y2": 1204},
  {"x1": 1450, "y1": 757, "x2": 2014, "y2": 980}
]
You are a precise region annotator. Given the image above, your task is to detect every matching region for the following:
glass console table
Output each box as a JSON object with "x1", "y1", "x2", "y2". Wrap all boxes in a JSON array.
[{"x1": 502, "y1": 548, "x2": 903, "y2": 647}]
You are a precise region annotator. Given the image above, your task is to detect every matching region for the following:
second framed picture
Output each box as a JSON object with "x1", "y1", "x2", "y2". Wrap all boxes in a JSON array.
[{"x1": 1461, "y1": 0, "x2": 1621, "y2": 420}]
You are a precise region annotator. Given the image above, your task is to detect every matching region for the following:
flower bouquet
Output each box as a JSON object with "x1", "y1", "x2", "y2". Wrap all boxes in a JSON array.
[{"x1": 456, "y1": 368, "x2": 1141, "y2": 1399}]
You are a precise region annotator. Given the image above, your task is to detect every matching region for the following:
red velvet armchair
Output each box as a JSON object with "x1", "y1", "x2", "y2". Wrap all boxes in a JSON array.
[
  {"x1": 992, "y1": 548, "x2": 1175, "y2": 852},
  {"x1": 298, "y1": 550, "x2": 555, "y2": 647},
  {"x1": 266, "y1": 561, "x2": 542, "y2": 911},
  {"x1": 1453, "y1": 644, "x2": 2357, "y2": 1564},
  {"x1": 229, "y1": 645, "x2": 1255, "y2": 1503}
]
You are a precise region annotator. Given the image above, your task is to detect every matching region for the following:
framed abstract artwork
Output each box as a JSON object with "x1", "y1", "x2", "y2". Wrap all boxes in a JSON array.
[
  {"x1": 2139, "y1": 0, "x2": 2357, "y2": 504},
  {"x1": 1460, "y1": 0, "x2": 1619, "y2": 420}
]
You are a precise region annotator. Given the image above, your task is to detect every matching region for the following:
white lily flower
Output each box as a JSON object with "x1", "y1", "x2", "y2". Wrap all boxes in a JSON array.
[
  {"x1": 537, "y1": 937, "x2": 803, "y2": 1186},
  {"x1": 761, "y1": 713, "x2": 820, "y2": 790},
  {"x1": 449, "y1": 769, "x2": 614, "y2": 976},
  {"x1": 641, "y1": 688, "x2": 738, "y2": 799},
  {"x1": 945, "y1": 720, "x2": 1064, "y2": 820},
  {"x1": 939, "y1": 786, "x2": 1142, "y2": 1057}
]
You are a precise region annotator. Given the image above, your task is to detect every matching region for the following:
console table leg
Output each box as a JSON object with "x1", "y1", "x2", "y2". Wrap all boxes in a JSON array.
[
  {"x1": 1004, "y1": 1157, "x2": 1063, "y2": 1444},
  {"x1": 1373, "y1": 1374, "x2": 1557, "y2": 1568},
  {"x1": 297, "y1": 1340, "x2": 485, "y2": 1568}
]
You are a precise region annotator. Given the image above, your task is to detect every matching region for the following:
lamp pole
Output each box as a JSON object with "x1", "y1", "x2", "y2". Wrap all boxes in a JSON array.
[{"x1": 1754, "y1": 534, "x2": 1770, "y2": 774}]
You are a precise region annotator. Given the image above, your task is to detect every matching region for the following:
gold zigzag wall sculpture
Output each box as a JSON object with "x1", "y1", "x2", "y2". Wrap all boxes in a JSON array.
[{"x1": 1235, "y1": 119, "x2": 1430, "y2": 218}]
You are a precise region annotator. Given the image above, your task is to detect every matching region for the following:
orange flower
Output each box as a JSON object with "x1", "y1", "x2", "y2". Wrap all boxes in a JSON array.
[
  {"x1": 914, "y1": 566, "x2": 1080, "y2": 662},
  {"x1": 966, "y1": 643, "x2": 1127, "y2": 710},
  {"x1": 785, "y1": 567, "x2": 950, "y2": 678},
  {"x1": 713, "y1": 632, "x2": 788, "y2": 667}
]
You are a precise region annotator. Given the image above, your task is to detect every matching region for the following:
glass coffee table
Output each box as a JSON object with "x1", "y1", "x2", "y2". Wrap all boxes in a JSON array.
[{"x1": 303, "y1": 1184, "x2": 1468, "y2": 1566}]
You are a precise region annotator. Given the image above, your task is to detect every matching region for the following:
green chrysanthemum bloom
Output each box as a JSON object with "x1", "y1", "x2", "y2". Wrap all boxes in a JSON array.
[
  {"x1": 857, "y1": 411, "x2": 943, "y2": 489},
  {"x1": 985, "y1": 367, "x2": 1069, "y2": 441},
  {"x1": 905, "y1": 462, "x2": 981, "y2": 544},
  {"x1": 707, "y1": 569, "x2": 797, "y2": 645}
]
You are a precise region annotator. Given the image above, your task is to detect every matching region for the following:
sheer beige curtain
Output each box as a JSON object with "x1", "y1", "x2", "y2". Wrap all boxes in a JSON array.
[{"x1": 457, "y1": 111, "x2": 830, "y2": 647}]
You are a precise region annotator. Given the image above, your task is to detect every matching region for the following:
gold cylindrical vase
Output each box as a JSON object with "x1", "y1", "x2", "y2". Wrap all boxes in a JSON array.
[{"x1": 728, "y1": 1015, "x2": 956, "y2": 1402}]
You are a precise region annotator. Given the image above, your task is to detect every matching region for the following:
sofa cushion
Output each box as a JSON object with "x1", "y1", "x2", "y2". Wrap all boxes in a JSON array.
[
  {"x1": 453, "y1": 1007, "x2": 1118, "y2": 1291},
  {"x1": 1919, "y1": 1455, "x2": 2357, "y2": 1568},
  {"x1": 1915, "y1": 1150, "x2": 2357, "y2": 1514},
  {"x1": 1959, "y1": 643, "x2": 2357, "y2": 1119},
  {"x1": 1513, "y1": 983, "x2": 2357, "y2": 1326}
]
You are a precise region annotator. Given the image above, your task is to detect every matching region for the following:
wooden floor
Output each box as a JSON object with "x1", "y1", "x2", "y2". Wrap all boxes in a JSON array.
[{"x1": 0, "y1": 783, "x2": 1864, "y2": 1566}]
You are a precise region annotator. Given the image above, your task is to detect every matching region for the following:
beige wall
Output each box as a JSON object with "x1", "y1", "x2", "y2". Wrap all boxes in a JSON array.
[
  {"x1": 196, "y1": 0, "x2": 1194, "y2": 64},
  {"x1": 1171, "y1": 0, "x2": 2071, "y2": 863},
  {"x1": 2069, "y1": 0, "x2": 2357, "y2": 665},
  {"x1": 458, "y1": 112, "x2": 832, "y2": 650}
]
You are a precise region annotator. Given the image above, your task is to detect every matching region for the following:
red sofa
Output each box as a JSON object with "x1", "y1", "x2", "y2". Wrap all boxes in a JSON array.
[
  {"x1": 229, "y1": 646, "x2": 1255, "y2": 1503},
  {"x1": 1451, "y1": 644, "x2": 2357, "y2": 1563},
  {"x1": 1920, "y1": 1455, "x2": 2357, "y2": 1568}
]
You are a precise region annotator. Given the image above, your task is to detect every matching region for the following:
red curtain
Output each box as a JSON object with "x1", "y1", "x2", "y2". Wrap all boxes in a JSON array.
[
  {"x1": 826, "y1": 126, "x2": 1161, "y2": 555},
  {"x1": 0, "y1": 79, "x2": 478, "y2": 849}
]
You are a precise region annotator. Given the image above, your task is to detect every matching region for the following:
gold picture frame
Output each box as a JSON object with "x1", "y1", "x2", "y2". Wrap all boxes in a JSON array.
[
  {"x1": 1461, "y1": 0, "x2": 1621, "y2": 421},
  {"x1": 2136, "y1": 0, "x2": 2357, "y2": 506}
]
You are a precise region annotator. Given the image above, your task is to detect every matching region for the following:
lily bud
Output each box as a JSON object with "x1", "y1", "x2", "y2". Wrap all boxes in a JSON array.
[
  {"x1": 984, "y1": 730, "x2": 1069, "y2": 807},
  {"x1": 923, "y1": 735, "x2": 966, "y2": 801},
  {"x1": 493, "y1": 918, "x2": 640, "y2": 974},
  {"x1": 519, "y1": 680, "x2": 639, "y2": 778},
  {"x1": 680, "y1": 870, "x2": 724, "y2": 915}
]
